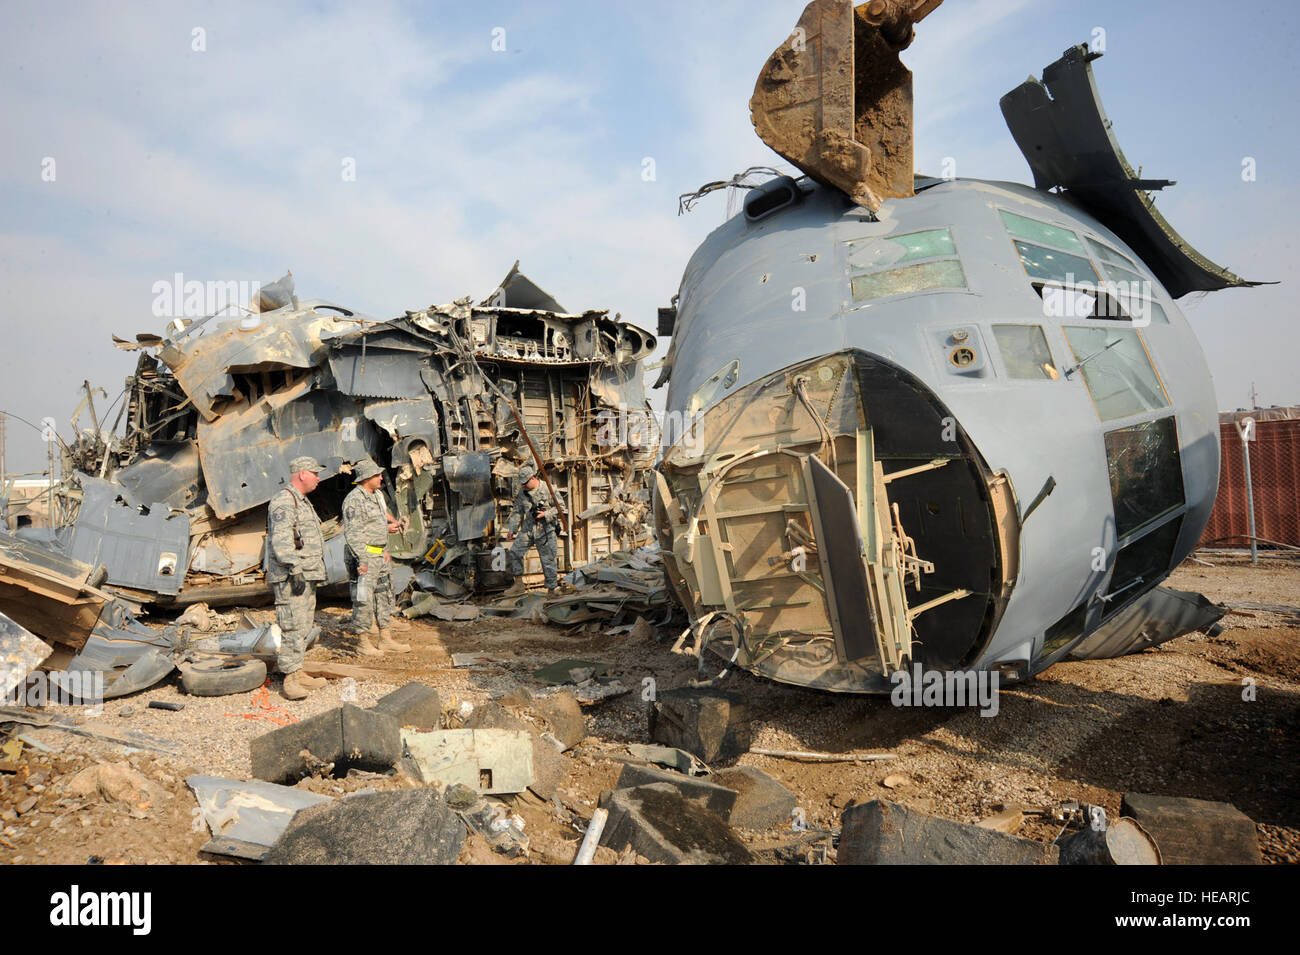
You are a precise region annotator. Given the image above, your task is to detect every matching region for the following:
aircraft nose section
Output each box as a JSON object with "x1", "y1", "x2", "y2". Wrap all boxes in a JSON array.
[{"x1": 655, "y1": 348, "x2": 1017, "y2": 693}]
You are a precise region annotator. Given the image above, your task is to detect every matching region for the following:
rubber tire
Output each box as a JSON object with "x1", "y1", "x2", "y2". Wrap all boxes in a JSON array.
[{"x1": 181, "y1": 658, "x2": 267, "y2": 697}]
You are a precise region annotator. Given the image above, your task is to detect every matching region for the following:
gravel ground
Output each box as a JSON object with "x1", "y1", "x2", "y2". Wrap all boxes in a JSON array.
[{"x1": 2, "y1": 554, "x2": 1296, "y2": 864}]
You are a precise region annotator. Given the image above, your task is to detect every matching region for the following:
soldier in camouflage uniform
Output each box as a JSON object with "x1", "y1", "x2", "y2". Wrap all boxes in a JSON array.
[
  {"x1": 341, "y1": 459, "x2": 409, "y2": 656},
  {"x1": 501, "y1": 464, "x2": 562, "y2": 595},
  {"x1": 264, "y1": 456, "x2": 328, "y2": 700}
]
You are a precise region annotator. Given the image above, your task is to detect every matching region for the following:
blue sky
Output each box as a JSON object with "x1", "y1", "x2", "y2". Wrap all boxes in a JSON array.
[{"x1": 1, "y1": 0, "x2": 1295, "y2": 473}]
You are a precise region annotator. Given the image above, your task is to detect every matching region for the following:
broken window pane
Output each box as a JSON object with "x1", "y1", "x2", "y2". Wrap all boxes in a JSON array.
[
  {"x1": 1001, "y1": 210, "x2": 1086, "y2": 254},
  {"x1": 992, "y1": 324, "x2": 1058, "y2": 379},
  {"x1": 847, "y1": 229, "x2": 956, "y2": 271},
  {"x1": 1013, "y1": 240, "x2": 1098, "y2": 284},
  {"x1": 850, "y1": 259, "x2": 966, "y2": 302},
  {"x1": 1106, "y1": 515, "x2": 1184, "y2": 607},
  {"x1": 1064, "y1": 327, "x2": 1167, "y2": 421},
  {"x1": 1104, "y1": 416, "x2": 1185, "y2": 538},
  {"x1": 1085, "y1": 237, "x2": 1137, "y2": 270}
]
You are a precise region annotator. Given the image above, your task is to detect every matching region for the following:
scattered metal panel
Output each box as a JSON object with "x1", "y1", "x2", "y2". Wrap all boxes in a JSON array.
[
  {"x1": 46, "y1": 613, "x2": 175, "y2": 700},
  {"x1": 327, "y1": 347, "x2": 430, "y2": 399},
  {"x1": 401, "y1": 728, "x2": 534, "y2": 794},
  {"x1": 1066, "y1": 587, "x2": 1225, "y2": 660},
  {"x1": 68, "y1": 478, "x2": 191, "y2": 596},
  {"x1": 114, "y1": 441, "x2": 204, "y2": 510},
  {"x1": 187, "y1": 775, "x2": 333, "y2": 861},
  {"x1": 444, "y1": 452, "x2": 495, "y2": 542},
  {"x1": 197, "y1": 382, "x2": 377, "y2": 519},
  {"x1": 1000, "y1": 45, "x2": 1267, "y2": 297},
  {"x1": 362, "y1": 396, "x2": 441, "y2": 465},
  {"x1": 0, "y1": 611, "x2": 52, "y2": 700}
]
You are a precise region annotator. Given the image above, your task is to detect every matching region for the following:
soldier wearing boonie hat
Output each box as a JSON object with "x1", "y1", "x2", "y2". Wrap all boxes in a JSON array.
[{"x1": 342, "y1": 459, "x2": 410, "y2": 657}]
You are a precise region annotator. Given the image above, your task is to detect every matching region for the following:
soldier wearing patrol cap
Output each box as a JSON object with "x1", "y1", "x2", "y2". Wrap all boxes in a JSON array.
[
  {"x1": 501, "y1": 463, "x2": 562, "y2": 595},
  {"x1": 264, "y1": 455, "x2": 328, "y2": 700},
  {"x1": 342, "y1": 459, "x2": 410, "y2": 656}
]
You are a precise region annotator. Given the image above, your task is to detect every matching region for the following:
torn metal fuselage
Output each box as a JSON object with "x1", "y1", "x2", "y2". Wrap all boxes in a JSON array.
[
  {"x1": 54, "y1": 271, "x2": 658, "y2": 605},
  {"x1": 657, "y1": 174, "x2": 1223, "y2": 693},
  {"x1": 655, "y1": 15, "x2": 1250, "y2": 694}
]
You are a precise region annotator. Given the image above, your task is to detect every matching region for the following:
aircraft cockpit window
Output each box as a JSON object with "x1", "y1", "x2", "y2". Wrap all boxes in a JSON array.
[
  {"x1": 1104, "y1": 416, "x2": 1185, "y2": 538},
  {"x1": 992, "y1": 324, "x2": 1058, "y2": 379},
  {"x1": 1085, "y1": 238, "x2": 1157, "y2": 320},
  {"x1": 1001, "y1": 210, "x2": 1100, "y2": 285},
  {"x1": 847, "y1": 228, "x2": 967, "y2": 302},
  {"x1": 1085, "y1": 239, "x2": 1136, "y2": 270},
  {"x1": 1000, "y1": 210, "x2": 1087, "y2": 253},
  {"x1": 1063, "y1": 327, "x2": 1168, "y2": 421},
  {"x1": 1012, "y1": 240, "x2": 1098, "y2": 285},
  {"x1": 1033, "y1": 282, "x2": 1133, "y2": 321},
  {"x1": 1105, "y1": 516, "x2": 1184, "y2": 613}
]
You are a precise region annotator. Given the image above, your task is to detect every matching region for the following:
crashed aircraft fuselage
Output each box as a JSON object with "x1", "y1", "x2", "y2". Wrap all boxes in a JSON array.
[
  {"x1": 654, "y1": 27, "x2": 1248, "y2": 693},
  {"x1": 54, "y1": 273, "x2": 658, "y2": 606}
]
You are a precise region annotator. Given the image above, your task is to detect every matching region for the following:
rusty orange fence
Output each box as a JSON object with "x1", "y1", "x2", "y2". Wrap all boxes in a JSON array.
[{"x1": 1199, "y1": 414, "x2": 1300, "y2": 549}]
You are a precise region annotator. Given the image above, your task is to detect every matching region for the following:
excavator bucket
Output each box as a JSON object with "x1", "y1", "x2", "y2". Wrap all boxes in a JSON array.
[{"x1": 750, "y1": 0, "x2": 943, "y2": 210}]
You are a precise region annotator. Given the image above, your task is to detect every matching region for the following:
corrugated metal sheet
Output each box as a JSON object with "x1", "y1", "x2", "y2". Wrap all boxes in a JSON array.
[{"x1": 1200, "y1": 418, "x2": 1300, "y2": 547}]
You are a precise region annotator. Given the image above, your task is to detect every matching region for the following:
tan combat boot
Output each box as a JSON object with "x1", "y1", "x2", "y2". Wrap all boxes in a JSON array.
[
  {"x1": 297, "y1": 670, "x2": 326, "y2": 689},
  {"x1": 387, "y1": 616, "x2": 411, "y2": 633},
  {"x1": 355, "y1": 626, "x2": 383, "y2": 657},
  {"x1": 502, "y1": 579, "x2": 526, "y2": 597},
  {"x1": 282, "y1": 671, "x2": 311, "y2": 700},
  {"x1": 376, "y1": 627, "x2": 411, "y2": 654}
]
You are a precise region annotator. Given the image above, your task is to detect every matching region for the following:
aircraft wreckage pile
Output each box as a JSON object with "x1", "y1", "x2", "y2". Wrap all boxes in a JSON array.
[{"x1": 1, "y1": 266, "x2": 666, "y2": 699}]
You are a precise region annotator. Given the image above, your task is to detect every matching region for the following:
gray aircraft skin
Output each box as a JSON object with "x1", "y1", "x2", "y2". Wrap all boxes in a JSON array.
[
  {"x1": 656, "y1": 174, "x2": 1222, "y2": 692},
  {"x1": 650, "y1": 30, "x2": 1267, "y2": 694}
]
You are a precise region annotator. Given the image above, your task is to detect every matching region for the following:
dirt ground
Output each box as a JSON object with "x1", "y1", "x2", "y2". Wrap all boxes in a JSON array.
[{"x1": 2, "y1": 552, "x2": 1296, "y2": 865}]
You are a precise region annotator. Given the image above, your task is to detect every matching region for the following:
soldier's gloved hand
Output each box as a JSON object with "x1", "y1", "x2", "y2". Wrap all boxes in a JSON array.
[{"x1": 290, "y1": 570, "x2": 306, "y2": 595}]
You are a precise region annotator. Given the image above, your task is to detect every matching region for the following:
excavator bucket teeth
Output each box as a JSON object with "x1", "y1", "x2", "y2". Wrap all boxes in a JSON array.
[{"x1": 749, "y1": 0, "x2": 942, "y2": 210}]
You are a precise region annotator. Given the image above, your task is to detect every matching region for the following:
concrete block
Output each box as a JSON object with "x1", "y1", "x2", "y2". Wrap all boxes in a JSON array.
[
  {"x1": 533, "y1": 691, "x2": 585, "y2": 750},
  {"x1": 372, "y1": 682, "x2": 442, "y2": 730},
  {"x1": 839, "y1": 800, "x2": 1058, "y2": 865},
  {"x1": 250, "y1": 704, "x2": 401, "y2": 784},
  {"x1": 264, "y1": 788, "x2": 466, "y2": 865},
  {"x1": 712, "y1": 766, "x2": 797, "y2": 830},
  {"x1": 1121, "y1": 793, "x2": 1262, "y2": 865},
  {"x1": 615, "y1": 763, "x2": 738, "y2": 819},
  {"x1": 598, "y1": 783, "x2": 753, "y2": 865},
  {"x1": 649, "y1": 687, "x2": 750, "y2": 764}
]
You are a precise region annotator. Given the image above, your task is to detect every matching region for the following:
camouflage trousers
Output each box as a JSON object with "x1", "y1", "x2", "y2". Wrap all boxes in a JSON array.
[
  {"x1": 350, "y1": 560, "x2": 395, "y2": 633},
  {"x1": 508, "y1": 527, "x2": 559, "y2": 589},
  {"x1": 272, "y1": 580, "x2": 317, "y2": 675}
]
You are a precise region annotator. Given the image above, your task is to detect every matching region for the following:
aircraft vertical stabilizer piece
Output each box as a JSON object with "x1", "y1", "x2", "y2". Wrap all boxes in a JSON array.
[{"x1": 750, "y1": 0, "x2": 943, "y2": 210}]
